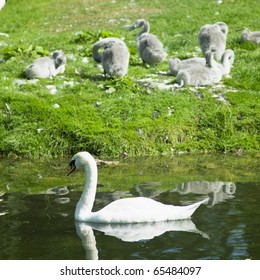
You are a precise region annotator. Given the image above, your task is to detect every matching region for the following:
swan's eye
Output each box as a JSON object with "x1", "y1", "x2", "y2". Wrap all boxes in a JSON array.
[{"x1": 67, "y1": 159, "x2": 76, "y2": 176}]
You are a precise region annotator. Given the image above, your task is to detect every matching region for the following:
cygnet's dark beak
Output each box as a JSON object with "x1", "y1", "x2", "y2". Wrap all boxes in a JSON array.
[
  {"x1": 67, "y1": 159, "x2": 76, "y2": 176},
  {"x1": 129, "y1": 25, "x2": 135, "y2": 31}
]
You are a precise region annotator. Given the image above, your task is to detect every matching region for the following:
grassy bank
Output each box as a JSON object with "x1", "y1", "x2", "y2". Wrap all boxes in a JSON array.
[{"x1": 0, "y1": 0, "x2": 259, "y2": 159}]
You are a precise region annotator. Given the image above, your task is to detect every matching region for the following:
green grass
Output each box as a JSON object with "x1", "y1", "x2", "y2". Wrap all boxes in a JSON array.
[{"x1": 0, "y1": 0, "x2": 259, "y2": 159}]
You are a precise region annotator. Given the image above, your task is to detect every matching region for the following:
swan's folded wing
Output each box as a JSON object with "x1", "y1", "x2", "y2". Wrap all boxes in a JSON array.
[{"x1": 90, "y1": 197, "x2": 208, "y2": 223}]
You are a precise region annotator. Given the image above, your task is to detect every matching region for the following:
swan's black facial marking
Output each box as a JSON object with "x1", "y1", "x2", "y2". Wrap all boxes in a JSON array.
[{"x1": 67, "y1": 159, "x2": 76, "y2": 176}]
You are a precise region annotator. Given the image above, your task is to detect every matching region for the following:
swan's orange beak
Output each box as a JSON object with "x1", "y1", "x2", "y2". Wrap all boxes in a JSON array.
[{"x1": 67, "y1": 159, "x2": 76, "y2": 176}]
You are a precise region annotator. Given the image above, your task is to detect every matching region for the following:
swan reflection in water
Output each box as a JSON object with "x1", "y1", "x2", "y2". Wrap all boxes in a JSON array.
[
  {"x1": 176, "y1": 181, "x2": 236, "y2": 206},
  {"x1": 135, "y1": 181, "x2": 236, "y2": 207},
  {"x1": 75, "y1": 219, "x2": 209, "y2": 260}
]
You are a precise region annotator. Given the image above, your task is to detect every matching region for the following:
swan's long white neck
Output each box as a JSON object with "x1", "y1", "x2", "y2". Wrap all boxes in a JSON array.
[
  {"x1": 138, "y1": 20, "x2": 150, "y2": 36},
  {"x1": 75, "y1": 159, "x2": 98, "y2": 217}
]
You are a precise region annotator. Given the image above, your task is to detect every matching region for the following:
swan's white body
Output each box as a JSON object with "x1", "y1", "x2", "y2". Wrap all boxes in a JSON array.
[
  {"x1": 25, "y1": 50, "x2": 66, "y2": 79},
  {"x1": 170, "y1": 49, "x2": 234, "y2": 76},
  {"x1": 92, "y1": 37, "x2": 129, "y2": 78},
  {"x1": 198, "y1": 22, "x2": 228, "y2": 60},
  {"x1": 129, "y1": 19, "x2": 167, "y2": 65},
  {"x1": 69, "y1": 152, "x2": 208, "y2": 223},
  {"x1": 0, "y1": 0, "x2": 6, "y2": 10},
  {"x1": 241, "y1": 28, "x2": 260, "y2": 44},
  {"x1": 176, "y1": 49, "x2": 223, "y2": 86}
]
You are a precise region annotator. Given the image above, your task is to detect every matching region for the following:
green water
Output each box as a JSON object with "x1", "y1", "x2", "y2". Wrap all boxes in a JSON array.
[{"x1": 0, "y1": 154, "x2": 259, "y2": 259}]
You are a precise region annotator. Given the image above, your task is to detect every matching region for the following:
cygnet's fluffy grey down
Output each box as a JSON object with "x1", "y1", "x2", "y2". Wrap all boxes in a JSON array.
[
  {"x1": 129, "y1": 19, "x2": 167, "y2": 65},
  {"x1": 216, "y1": 49, "x2": 235, "y2": 76},
  {"x1": 169, "y1": 57, "x2": 206, "y2": 76},
  {"x1": 176, "y1": 49, "x2": 223, "y2": 87},
  {"x1": 25, "y1": 50, "x2": 66, "y2": 79},
  {"x1": 241, "y1": 28, "x2": 260, "y2": 44},
  {"x1": 92, "y1": 37, "x2": 130, "y2": 78},
  {"x1": 169, "y1": 49, "x2": 234, "y2": 77},
  {"x1": 198, "y1": 22, "x2": 228, "y2": 60}
]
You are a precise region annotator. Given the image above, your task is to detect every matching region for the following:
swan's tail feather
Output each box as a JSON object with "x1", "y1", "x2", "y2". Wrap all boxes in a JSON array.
[{"x1": 184, "y1": 197, "x2": 209, "y2": 219}]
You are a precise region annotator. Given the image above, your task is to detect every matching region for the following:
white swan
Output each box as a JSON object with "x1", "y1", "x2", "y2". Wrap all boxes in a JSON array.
[
  {"x1": 0, "y1": 0, "x2": 6, "y2": 10},
  {"x1": 198, "y1": 22, "x2": 228, "y2": 60},
  {"x1": 129, "y1": 19, "x2": 167, "y2": 65},
  {"x1": 169, "y1": 49, "x2": 234, "y2": 76},
  {"x1": 92, "y1": 37, "x2": 129, "y2": 78},
  {"x1": 176, "y1": 49, "x2": 223, "y2": 86},
  {"x1": 68, "y1": 151, "x2": 209, "y2": 223},
  {"x1": 25, "y1": 50, "x2": 66, "y2": 79},
  {"x1": 241, "y1": 28, "x2": 260, "y2": 44}
]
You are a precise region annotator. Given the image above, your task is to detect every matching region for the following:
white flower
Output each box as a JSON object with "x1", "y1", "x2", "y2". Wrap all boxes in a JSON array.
[
  {"x1": 53, "y1": 103, "x2": 60, "y2": 109},
  {"x1": 46, "y1": 85, "x2": 57, "y2": 94},
  {"x1": 67, "y1": 53, "x2": 76, "y2": 61},
  {"x1": 82, "y1": 57, "x2": 89, "y2": 63},
  {"x1": 106, "y1": 87, "x2": 116, "y2": 94},
  {"x1": 63, "y1": 81, "x2": 74, "y2": 87},
  {"x1": 13, "y1": 79, "x2": 27, "y2": 85}
]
